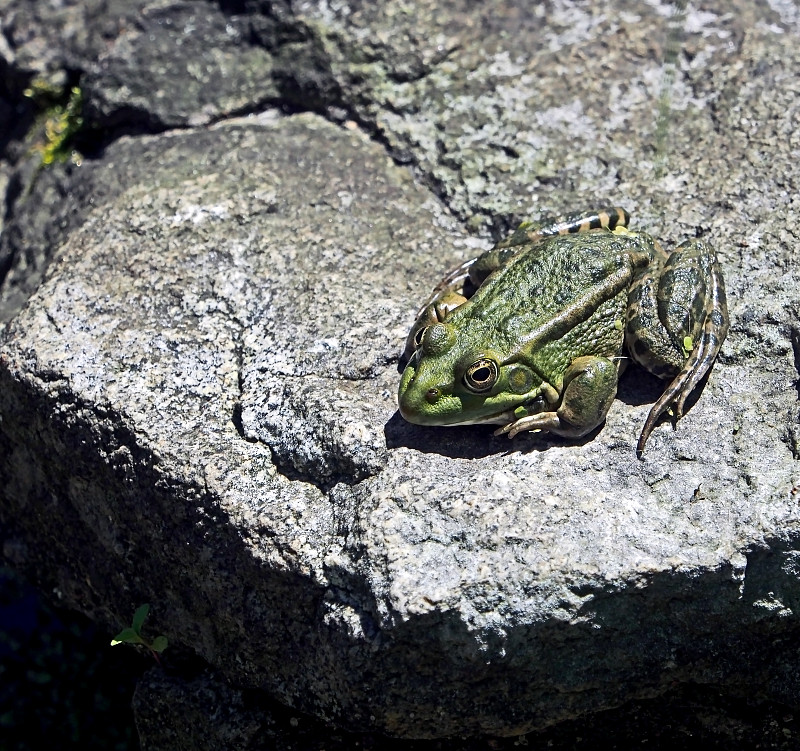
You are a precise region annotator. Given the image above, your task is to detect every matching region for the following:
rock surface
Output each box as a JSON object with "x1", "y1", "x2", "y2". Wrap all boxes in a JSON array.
[{"x1": 2, "y1": 0, "x2": 800, "y2": 743}]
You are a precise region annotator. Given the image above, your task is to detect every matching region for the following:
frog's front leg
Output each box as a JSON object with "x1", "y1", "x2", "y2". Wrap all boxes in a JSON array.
[
  {"x1": 495, "y1": 356, "x2": 619, "y2": 439},
  {"x1": 627, "y1": 237, "x2": 729, "y2": 455}
]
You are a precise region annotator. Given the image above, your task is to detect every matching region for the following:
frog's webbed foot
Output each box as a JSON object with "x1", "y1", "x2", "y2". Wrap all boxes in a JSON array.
[
  {"x1": 636, "y1": 317, "x2": 725, "y2": 456},
  {"x1": 495, "y1": 356, "x2": 619, "y2": 441},
  {"x1": 636, "y1": 242, "x2": 728, "y2": 457}
]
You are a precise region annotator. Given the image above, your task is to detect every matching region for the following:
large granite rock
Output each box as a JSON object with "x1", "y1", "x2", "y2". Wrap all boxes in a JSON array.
[{"x1": 2, "y1": 0, "x2": 800, "y2": 743}]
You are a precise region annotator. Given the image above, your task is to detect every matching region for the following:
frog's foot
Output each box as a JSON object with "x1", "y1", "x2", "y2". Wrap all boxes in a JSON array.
[
  {"x1": 636, "y1": 243, "x2": 728, "y2": 457},
  {"x1": 495, "y1": 355, "x2": 619, "y2": 440},
  {"x1": 636, "y1": 317, "x2": 724, "y2": 456},
  {"x1": 494, "y1": 412, "x2": 562, "y2": 439}
]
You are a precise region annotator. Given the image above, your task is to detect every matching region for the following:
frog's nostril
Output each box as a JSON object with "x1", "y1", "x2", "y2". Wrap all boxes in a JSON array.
[{"x1": 425, "y1": 388, "x2": 440, "y2": 403}]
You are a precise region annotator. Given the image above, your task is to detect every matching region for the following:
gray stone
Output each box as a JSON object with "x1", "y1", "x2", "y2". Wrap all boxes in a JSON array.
[
  {"x1": 0, "y1": 0, "x2": 146, "y2": 81},
  {"x1": 83, "y1": 1, "x2": 278, "y2": 129},
  {"x1": 1, "y1": 0, "x2": 800, "y2": 743},
  {"x1": 0, "y1": 159, "x2": 81, "y2": 323}
]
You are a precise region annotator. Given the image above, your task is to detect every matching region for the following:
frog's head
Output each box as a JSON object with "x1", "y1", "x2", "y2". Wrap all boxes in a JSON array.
[{"x1": 398, "y1": 321, "x2": 543, "y2": 427}]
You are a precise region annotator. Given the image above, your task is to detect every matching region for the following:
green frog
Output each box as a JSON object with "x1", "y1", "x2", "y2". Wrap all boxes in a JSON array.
[{"x1": 397, "y1": 208, "x2": 728, "y2": 456}]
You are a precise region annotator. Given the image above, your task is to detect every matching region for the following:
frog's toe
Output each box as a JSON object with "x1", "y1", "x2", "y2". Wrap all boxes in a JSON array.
[
  {"x1": 637, "y1": 303, "x2": 727, "y2": 456},
  {"x1": 494, "y1": 413, "x2": 561, "y2": 439},
  {"x1": 638, "y1": 362, "x2": 699, "y2": 455}
]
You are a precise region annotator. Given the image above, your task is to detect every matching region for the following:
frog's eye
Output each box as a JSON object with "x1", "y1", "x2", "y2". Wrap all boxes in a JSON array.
[{"x1": 463, "y1": 358, "x2": 499, "y2": 393}]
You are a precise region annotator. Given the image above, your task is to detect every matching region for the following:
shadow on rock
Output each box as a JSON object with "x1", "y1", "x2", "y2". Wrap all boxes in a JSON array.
[{"x1": 383, "y1": 410, "x2": 602, "y2": 459}]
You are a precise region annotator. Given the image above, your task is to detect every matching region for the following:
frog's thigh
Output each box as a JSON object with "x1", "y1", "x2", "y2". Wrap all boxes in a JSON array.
[
  {"x1": 627, "y1": 237, "x2": 725, "y2": 378},
  {"x1": 656, "y1": 238, "x2": 716, "y2": 343},
  {"x1": 555, "y1": 355, "x2": 619, "y2": 437}
]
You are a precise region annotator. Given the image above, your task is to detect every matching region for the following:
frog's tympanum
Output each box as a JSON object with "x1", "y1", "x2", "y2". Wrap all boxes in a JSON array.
[{"x1": 398, "y1": 208, "x2": 728, "y2": 456}]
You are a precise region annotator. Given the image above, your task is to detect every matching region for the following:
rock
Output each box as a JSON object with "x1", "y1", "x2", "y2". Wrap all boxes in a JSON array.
[
  {"x1": 83, "y1": 1, "x2": 278, "y2": 129},
  {"x1": 0, "y1": 0, "x2": 143, "y2": 82},
  {"x1": 133, "y1": 669, "x2": 264, "y2": 751},
  {"x1": 2, "y1": 0, "x2": 800, "y2": 743}
]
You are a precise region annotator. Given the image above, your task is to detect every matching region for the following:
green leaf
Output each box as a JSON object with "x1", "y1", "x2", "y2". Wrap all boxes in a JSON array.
[
  {"x1": 150, "y1": 635, "x2": 169, "y2": 653},
  {"x1": 131, "y1": 604, "x2": 150, "y2": 633},
  {"x1": 111, "y1": 627, "x2": 143, "y2": 646}
]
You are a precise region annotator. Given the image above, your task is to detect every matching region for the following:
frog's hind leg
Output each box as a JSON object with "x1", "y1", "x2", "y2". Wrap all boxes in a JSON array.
[
  {"x1": 495, "y1": 207, "x2": 631, "y2": 250},
  {"x1": 635, "y1": 238, "x2": 729, "y2": 456}
]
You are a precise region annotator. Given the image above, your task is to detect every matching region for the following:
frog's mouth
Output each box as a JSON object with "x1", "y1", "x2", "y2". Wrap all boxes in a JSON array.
[
  {"x1": 439, "y1": 396, "x2": 547, "y2": 427},
  {"x1": 399, "y1": 398, "x2": 517, "y2": 427}
]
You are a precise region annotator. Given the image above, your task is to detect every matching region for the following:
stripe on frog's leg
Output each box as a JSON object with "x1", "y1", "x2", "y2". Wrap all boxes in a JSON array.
[
  {"x1": 570, "y1": 208, "x2": 631, "y2": 235},
  {"x1": 557, "y1": 207, "x2": 631, "y2": 236},
  {"x1": 495, "y1": 207, "x2": 631, "y2": 249},
  {"x1": 672, "y1": 273, "x2": 729, "y2": 415}
]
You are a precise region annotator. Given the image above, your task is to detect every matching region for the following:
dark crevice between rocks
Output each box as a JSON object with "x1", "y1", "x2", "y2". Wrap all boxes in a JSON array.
[
  {"x1": 791, "y1": 326, "x2": 800, "y2": 398},
  {"x1": 0, "y1": 193, "x2": 16, "y2": 291},
  {"x1": 785, "y1": 326, "x2": 800, "y2": 459},
  {"x1": 79, "y1": 94, "x2": 308, "y2": 158},
  {"x1": 0, "y1": 90, "x2": 34, "y2": 167},
  {"x1": 214, "y1": 1, "x2": 477, "y2": 227},
  {"x1": 268, "y1": 449, "x2": 368, "y2": 496},
  {"x1": 231, "y1": 337, "x2": 253, "y2": 445},
  {"x1": 231, "y1": 402, "x2": 252, "y2": 444}
]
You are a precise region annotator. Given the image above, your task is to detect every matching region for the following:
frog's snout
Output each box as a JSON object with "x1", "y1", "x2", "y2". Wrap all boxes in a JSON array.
[{"x1": 398, "y1": 365, "x2": 451, "y2": 425}]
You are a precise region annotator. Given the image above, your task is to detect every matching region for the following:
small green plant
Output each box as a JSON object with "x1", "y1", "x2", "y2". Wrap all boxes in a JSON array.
[
  {"x1": 110, "y1": 604, "x2": 168, "y2": 664},
  {"x1": 23, "y1": 80, "x2": 85, "y2": 166}
]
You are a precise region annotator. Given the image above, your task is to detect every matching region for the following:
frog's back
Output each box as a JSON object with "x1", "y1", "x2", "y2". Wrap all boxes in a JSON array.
[{"x1": 449, "y1": 232, "x2": 631, "y2": 376}]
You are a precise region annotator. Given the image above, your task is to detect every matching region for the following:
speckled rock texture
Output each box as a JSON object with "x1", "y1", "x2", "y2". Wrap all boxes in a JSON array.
[{"x1": 2, "y1": 0, "x2": 800, "y2": 744}]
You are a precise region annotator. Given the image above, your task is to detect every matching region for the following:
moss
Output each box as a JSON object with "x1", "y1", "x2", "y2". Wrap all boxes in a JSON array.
[{"x1": 23, "y1": 80, "x2": 85, "y2": 166}]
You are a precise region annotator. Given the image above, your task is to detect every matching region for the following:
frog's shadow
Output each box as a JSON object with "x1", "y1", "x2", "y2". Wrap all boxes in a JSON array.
[
  {"x1": 616, "y1": 367, "x2": 667, "y2": 407},
  {"x1": 383, "y1": 412, "x2": 599, "y2": 460},
  {"x1": 616, "y1": 365, "x2": 710, "y2": 411},
  {"x1": 385, "y1": 368, "x2": 707, "y2": 460}
]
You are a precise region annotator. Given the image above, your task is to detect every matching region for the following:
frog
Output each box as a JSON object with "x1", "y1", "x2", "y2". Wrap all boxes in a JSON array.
[{"x1": 397, "y1": 208, "x2": 728, "y2": 456}]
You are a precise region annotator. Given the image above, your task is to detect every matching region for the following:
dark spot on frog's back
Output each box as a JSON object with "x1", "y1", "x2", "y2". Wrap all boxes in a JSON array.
[
  {"x1": 631, "y1": 338, "x2": 649, "y2": 359},
  {"x1": 588, "y1": 260, "x2": 611, "y2": 283},
  {"x1": 552, "y1": 286, "x2": 572, "y2": 307},
  {"x1": 553, "y1": 250, "x2": 582, "y2": 280}
]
